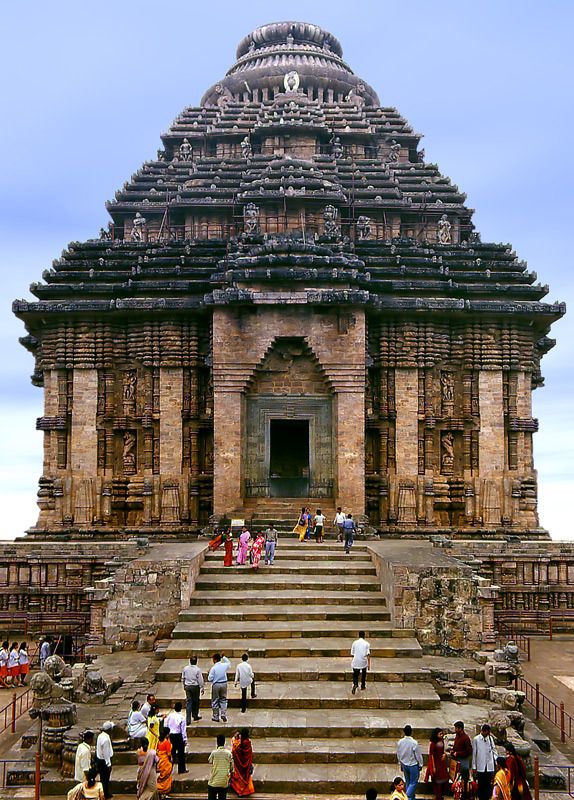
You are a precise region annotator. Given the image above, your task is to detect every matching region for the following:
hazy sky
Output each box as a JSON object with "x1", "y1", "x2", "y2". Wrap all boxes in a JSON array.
[{"x1": 1, "y1": 0, "x2": 572, "y2": 539}]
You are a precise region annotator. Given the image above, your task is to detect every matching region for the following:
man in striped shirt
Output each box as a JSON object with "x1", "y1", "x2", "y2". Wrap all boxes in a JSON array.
[{"x1": 208, "y1": 734, "x2": 233, "y2": 800}]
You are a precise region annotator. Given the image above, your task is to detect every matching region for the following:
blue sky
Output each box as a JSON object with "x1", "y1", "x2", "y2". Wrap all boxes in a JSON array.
[{"x1": 1, "y1": 0, "x2": 572, "y2": 539}]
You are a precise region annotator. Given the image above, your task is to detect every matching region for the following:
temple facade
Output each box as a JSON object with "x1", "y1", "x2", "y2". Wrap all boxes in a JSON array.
[{"x1": 14, "y1": 21, "x2": 564, "y2": 538}]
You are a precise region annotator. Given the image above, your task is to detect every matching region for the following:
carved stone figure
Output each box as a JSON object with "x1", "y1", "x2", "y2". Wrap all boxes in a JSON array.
[
  {"x1": 240, "y1": 135, "x2": 252, "y2": 158},
  {"x1": 356, "y1": 215, "x2": 372, "y2": 240},
  {"x1": 130, "y1": 212, "x2": 147, "y2": 242},
  {"x1": 441, "y1": 431, "x2": 455, "y2": 474},
  {"x1": 438, "y1": 214, "x2": 452, "y2": 244},
  {"x1": 122, "y1": 431, "x2": 137, "y2": 473},
  {"x1": 243, "y1": 202, "x2": 260, "y2": 234},
  {"x1": 389, "y1": 139, "x2": 401, "y2": 162},
  {"x1": 440, "y1": 371, "x2": 454, "y2": 404},
  {"x1": 179, "y1": 138, "x2": 193, "y2": 161},
  {"x1": 330, "y1": 135, "x2": 344, "y2": 158},
  {"x1": 417, "y1": 148, "x2": 425, "y2": 163},
  {"x1": 215, "y1": 83, "x2": 233, "y2": 108},
  {"x1": 99, "y1": 224, "x2": 112, "y2": 241},
  {"x1": 346, "y1": 83, "x2": 365, "y2": 107},
  {"x1": 323, "y1": 204, "x2": 340, "y2": 238},
  {"x1": 123, "y1": 370, "x2": 137, "y2": 403},
  {"x1": 284, "y1": 70, "x2": 300, "y2": 93}
]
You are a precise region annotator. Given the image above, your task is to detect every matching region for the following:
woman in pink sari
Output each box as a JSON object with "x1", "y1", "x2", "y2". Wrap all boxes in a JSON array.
[
  {"x1": 236, "y1": 527, "x2": 251, "y2": 566},
  {"x1": 137, "y1": 738, "x2": 159, "y2": 800},
  {"x1": 250, "y1": 532, "x2": 265, "y2": 569}
]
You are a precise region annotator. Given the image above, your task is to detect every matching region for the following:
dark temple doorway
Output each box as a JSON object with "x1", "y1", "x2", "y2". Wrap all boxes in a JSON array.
[{"x1": 269, "y1": 419, "x2": 309, "y2": 496}]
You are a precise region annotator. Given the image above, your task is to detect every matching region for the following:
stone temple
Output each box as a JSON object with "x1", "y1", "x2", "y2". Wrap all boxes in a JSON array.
[
  {"x1": 3, "y1": 19, "x2": 574, "y2": 800},
  {"x1": 13, "y1": 20, "x2": 565, "y2": 540}
]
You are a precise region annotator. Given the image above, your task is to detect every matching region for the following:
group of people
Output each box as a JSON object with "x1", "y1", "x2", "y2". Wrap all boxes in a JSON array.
[
  {"x1": 209, "y1": 524, "x2": 278, "y2": 568},
  {"x1": 0, "y1": 640, "x2": 29, "y2": 687},
  {"x1": 182, "y1": 651, "x2": 256, "y2": 723},
  {"x1": 385, "y1": 721, "x2": 531, "y2": 800},
  {"x1": 293, "y1": 505, "x2": 356, "y2": 551}
]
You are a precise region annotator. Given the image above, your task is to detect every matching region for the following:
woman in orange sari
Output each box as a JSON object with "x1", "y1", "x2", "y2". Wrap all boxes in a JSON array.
[
  {"x1": 156, "y1": 727, "x2": 173, "y2": 799},
  {"x1": 492, "y1": 757, "x2": 512, "y2": 800},
  {"x1": 230, "y1": 728, "x2": 255, "y2": 796}
]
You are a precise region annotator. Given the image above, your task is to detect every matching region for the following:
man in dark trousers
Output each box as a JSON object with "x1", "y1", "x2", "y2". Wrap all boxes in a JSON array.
[
  {"x1": 472, "y1": 723, "x2": 497, "y2": 800},
  {"x1": 164, "y1": 701, "x2": 188, "y2": 774}
]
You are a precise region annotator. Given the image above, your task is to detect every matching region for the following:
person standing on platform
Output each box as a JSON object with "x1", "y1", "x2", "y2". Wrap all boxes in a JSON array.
[
  {"x1": 208, "y1": 652, "x2": 231, "y2": 723},
  {"x1": 223, "y1": 529, "x2": 234, "y2": 567},
  {"x1": 424, "y1": 728, "x2": 448, "y2": 800},
  {"x1": 350, "y1": 630, "x2": 371, "y2": 694},
  {"x1": 164, "y1": 701, "x2": 188, "y2": 774},
  {"x1": 313, "y1": 509, "x2": 325, "y2": 543},
  {"x1": 264, "y1": 523, "x2": 278, "y2": 565},
  {"x1": 95, "y1": 722, "x2": 114, "y2": 800},
  {"x1": 182, "y1": 655, "x2": 204, "y2": 723},
  {"x1": 18, "y1": 642, "x2": 30, "y2": 686},
  {"x1": 208, "y1": 733, "x2": 233, "y2": 800},
  {"x1": 334, "y1": 507, "x2": 346, "y2": 542},
  {"x1": 450, "y1": 720, "x2": 472, "y2": 790},
  {"x1": 235, "y1": 653, "x2": 256, "y2": 713},
  {"x1": 343, "y1": 514, "x2": 356, "y2": 554},
  {"x1": 472, "y1": 723, "x2": 497, "y2": 800},
  {"x1": 396, "y1": 724, "x2": 423, "y2": 800},
  {"x1": 74, "y1": 730, "x2": 94, "y2": 783},
  {"x1": 39, "y1": 635, "x2": 52, "y2": 670},
  {"x1": 250, "y1": 531, "x2": 265, "y2": 570}
]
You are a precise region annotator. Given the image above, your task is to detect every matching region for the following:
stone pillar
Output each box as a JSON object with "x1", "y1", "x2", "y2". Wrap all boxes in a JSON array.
[
  {"x1": 394, "y1": 369, "x2": 419, "y2": 475},
  {"x1": 478, "y1": 371, "x2": 505, "y2": 525},
  {"x1": 478, "y1": 581, "x2": 499, "y2": 650},
  {"x1": 70, "y1": 370, "x2": 98, "y2": 475},
  {"x1": 336, "y1": 391, "x2": 365, "y2": 514},
  {"x1": 159, "y1": 369, "x2": 183, "y2": 474},
  {"x1": 213, "y1": 391, "x2": 242, "y2": 516},
  {"x1": 478, "y1": 370, "x2": 505, "y2": 474}
]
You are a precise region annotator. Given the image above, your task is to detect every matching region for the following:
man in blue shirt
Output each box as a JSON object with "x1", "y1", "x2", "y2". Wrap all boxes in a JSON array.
[
  {"x1": 208, "y1": 652, "x2": 231, "y2": 723},
  {"x1": 343, "y1": 514, "x2": 356, "y2": 554}
]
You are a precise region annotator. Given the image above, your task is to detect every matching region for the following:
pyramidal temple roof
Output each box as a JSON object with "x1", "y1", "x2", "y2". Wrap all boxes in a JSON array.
[{"x1": 13, "y1": 21, "x2": 565, "y2": 339}]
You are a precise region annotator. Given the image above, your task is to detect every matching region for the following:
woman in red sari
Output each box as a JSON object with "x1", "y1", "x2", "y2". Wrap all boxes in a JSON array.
[
  {"x1": 230, "y1": 728, "x2": 255, "y2": 796},
  {"x1": 425, "y1": 728, "x2": 449, "y2": 800},
  {"x1": 250, "y1": 532, "x2": 265, "y2": 570},
  {"x1": 223, "y1": 529, "x2": 234, "y2": 567},
  {"x1": 505, "y1": 743, "x2": 532, "y2": 800}
]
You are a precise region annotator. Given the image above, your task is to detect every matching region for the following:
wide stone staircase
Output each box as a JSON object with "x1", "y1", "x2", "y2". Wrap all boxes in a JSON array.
[{"x1": 98, "y1": 539, "x2": 466, "y2": 799}]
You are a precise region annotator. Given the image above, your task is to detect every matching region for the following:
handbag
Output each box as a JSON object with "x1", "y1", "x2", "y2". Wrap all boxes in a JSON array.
[{"x1": 448, "y1": 757, "x2": 459, "y2": 782}]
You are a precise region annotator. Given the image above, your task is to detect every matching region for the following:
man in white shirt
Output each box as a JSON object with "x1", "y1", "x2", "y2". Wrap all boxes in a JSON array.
[
  {"x1": 472, "y1": 723, "x2": 497, "y2": 800},
  {"x1": 334, "y1": 507, "x2": 345, "y2": 542},
  {"x1": 234, "y1": 653, "x2": 256, "y2": 713},
  {"x1": 350, "y1": 630, "x2": 371, "y2": 694},
  {"x1": 95, "y1": 721, "x2": 114, "y2": 799},
  {"x1": 164, "y1": 701, "x2": 188, "y2": 774},
  {"x1": 182, "y1": 655, "x2": 204, "y2": 723},
  {"x1": 74, "y1": 730, "x2": 94, "y2": 782},
  {"x1": 396, "y1": 724, "x2": 423, "y2": 800},
  {"x1": 140, "y1": 693, "x2": 156, "y2": 719}
]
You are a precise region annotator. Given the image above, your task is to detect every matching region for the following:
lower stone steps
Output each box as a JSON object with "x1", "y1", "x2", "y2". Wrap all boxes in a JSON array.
[
  {"x1": 103, "y1": 736, "x2": 430, "y2": 765},
  {"x1": 189, "y1": 590, "x2": 379, "y2": 606},
  {"x1": 165, "y1": 635, "x2": 421, "y2": 659},
  {"x1": 195, "y1": 575, "x2": 380, "y2": 591},
  {"x1": 156, "y1": 656, "x2": 431, "y2": 683},
  {"x1": 171, "y1": 619, "x2": 406, "y2": 639},
  {"x1": 42, "y1": 763, "x2": 433, "y2": 796},
  {"x1": 151, "y1": 679, "x2": 440, "y2": 710},
  {"x1": 177, "y1": 604, "x2": 391, "y2": 622}
]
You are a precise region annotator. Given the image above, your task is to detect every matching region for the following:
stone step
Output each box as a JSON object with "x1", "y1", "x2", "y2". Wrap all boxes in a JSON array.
[
  {"x1": 156, "y1": 656, "x2": 430, "y2": 683},
  {"x1": 105, "y1": 736, "x2": 431, "y2": 765},
  {"x1": 171, "y1": 620, "x2": 404, "y2": 640},
  {"x1": 200, "y1": 561, "x2": 377, "y2": 575},
  {"x1": 164, "y1": 636, "x2": 421, "y2": 659},
  {"x1": 47, "y1": 763, "x2": 431, "y2": 796},
  {"x1": 195, "y1": 574, "x2": 380, "y2": 591},
  {"x1": 189, "y1": 590, "x2": 381, "y2": 607},
  {"x1": 178, "y1": 605, "x2": 390, "y2": 622},
  {"x1": 151, "y1": 679, "x2": 440, "y2": 710},
  {"x1": 204, "y1": 549, "x2": 369, "y2": 562}
]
